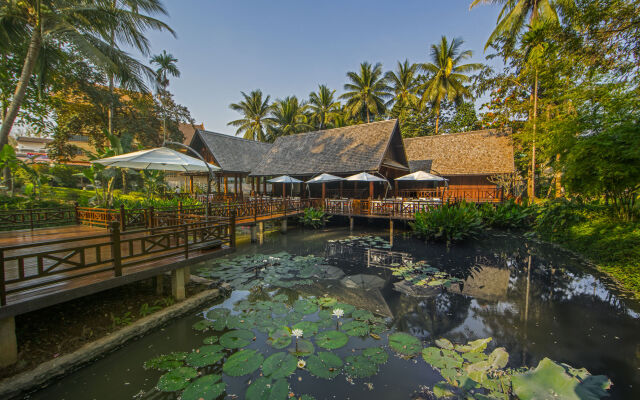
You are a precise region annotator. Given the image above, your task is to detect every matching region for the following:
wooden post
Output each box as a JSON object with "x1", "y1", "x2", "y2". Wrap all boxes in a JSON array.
[
  {"x1": 119, "y1": 204, "x2": 126, "y2": 231},
  {"x1": 171, "y1": 268, "x2": 185, "y2": 300},
  {"x1": 251, "y1": 177, "x2": 255, "y2": 194},
  {"x1": 224, "y1": 176, "x2": 228, "y2": 195},
  {"x1": 238, "y1": 175, "x2": 243, "y2": 199},
  {"x1": 216, "y1": 174, "x2": 221, "y2": 193},
  {"x1": 234, "y1": 175, "x2": 238, "y2": 195},
  {"x1": 155, "y1": 274, "x2": 164, "y2": 295},
  {"x1": 110, "y1": 221, "x2": 122, "y2": 277},
  {"x1": 189, "y1": 176, "x2": 194, "y2": 194},
  {"x1": 74, "y1": 201, "x2": 79, "y2": 224},
  {"x1": 282, "y1": 182, "x2": 285, "y2": 200},
  {"x1": 250, "y1": 224, "x2": 258, "y2": 243},
  {"x1": 389, "y1": 219, "x2": 394, "y2": 247},
  {"x1": 148, "y1": 206, "x2": 155, "y2": 228},
  {"x1": 263, "y1": 178, "x2": 267, "y2": 195},
  {"x1": 394, "y1": 181, "x2": 398, "y2": 198},
  {"x1": 369, "y1": 181, "x2": 374, "y2": 199},
  {"x1": 349, "y1": 217, "x2": 354, "y2": 231},
  {"x1": 0, "y1": 316, "x2": 17, "y2": 367},
  {"x1": 229, "y1": 210, "x2": 236, "y2": 248},
  {"x1": 0, "y1": 250, "x2": 5, "y2": 306},
  {"x1": 322, "y1": 183, "x2": 326, "y2": 201},
  {"x1": 184, "y1": 224, "x2": 189, "y2": 259}
]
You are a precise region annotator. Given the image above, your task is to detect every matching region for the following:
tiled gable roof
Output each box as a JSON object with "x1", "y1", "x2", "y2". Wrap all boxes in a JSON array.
[
  {"x1": 193, "y1": 130, "x2": 272, "y2": 174},
  {"x1": 404, "y1": 129, "x2": 515, "y2": 175},
  {"x1": 250, "y1": 119, "x2": 403, "y2": 176}
]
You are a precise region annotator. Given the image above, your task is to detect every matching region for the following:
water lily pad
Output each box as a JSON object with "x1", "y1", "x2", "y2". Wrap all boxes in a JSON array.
[
  {"x1": 262, "y1": 352, "x2": 298, "y2": 379},
  {"x1": 245, "y1": 377, "x2": 289, "y2": 400},
  {"x1": 435, "y1": 338, "x2": 454, "y2": 350},
  {"x1": 362, "y1": 347, "x2": 388, "y2": 364},
  {"x1": 205, "y1": 308, "x2": 232, "y2": 330},
  {"x1": 341, "y1": 320, "x2": 370, "y2": 336},
  {"x1": 223, "y1": 349, "x2": 264, "y2": 376},
  {"x1": 388, "y1": 332, "x2": 422, "y2": 356},
  {"x1": 289, "y1": 338, "x2": 314, "y2": 356},
  {"x1": 512, "y1": 358, "x2": 611, "y2": 400},
  {"x1": 314, "y1": 296, "x2": 338, "y2": 307},
  {"x1": 462, "y1": 351, "x2": 487, "y2": 363},
  {"x1": 315, "y1": 330, "x2": 349, "y2": 350},
  {"x1": 351, "y1": 309, "x2": 374, "y2": 321},
  {"x1": 488, "y1": 347, "x2": 509, "y2": 369},
  {"x1": 293, "y1": 299, "x2": 318, "y2": 314},
  {"x1": 203, "y1": 336, "x2": 219, "y2": 345},
  {"x1": 267, "y1": 327, "x2": 293, "y2": 349},
  {"x1": 454, "y1": 337, "x2": 492, "y2": 353},
  {"x1": 219, "y1": 329, "x2": 254, "y2": 349},
  {"x1": 192, "y1": 319, "x2": 214, "y2": 331},
  {"x1": 226, "y1": 314, "x2": 256, "y2": 330},
  {"x1": 283, "y1": 311, "x2": 304, "y2": 325},
  {"x1": 271, "y1": 302, "x2": 289, "y2": 315},
  {"x1": 292, "y1": 321, "x2": 319, "y2": 337},
  {"x1": 143, "y1": 352, "x2": 187, "y2": 371},
  {"x1": 181, "y1": 374, "x2": 226, "y2": 400},
  {"x1": 344, "y1": 355, "x2": 378, "y2": 378},
  {"x1": 185, "y1": 345, "x2": 225, "y2": 367},
  {"x1": 156, "y1": 367, "x2": 198, "y2": 392},
  {"x1": 333, "y1": 302, "x2": 355, "y2": 315},
  {"x1": 306, "y1": 352, "x2": 343, "y2": 379},
  {"x1": 422, "y1": 347, "x2": 464, "y2": 370}
]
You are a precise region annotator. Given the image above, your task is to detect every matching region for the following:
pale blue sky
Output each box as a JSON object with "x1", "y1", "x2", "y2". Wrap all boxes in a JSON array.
[{"x1": 146, "y1": 0, "x2": 503, "y2": 133}]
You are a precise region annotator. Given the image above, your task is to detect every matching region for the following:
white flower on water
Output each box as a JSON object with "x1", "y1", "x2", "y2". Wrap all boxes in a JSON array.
[
  {"x1": 297, "y1": 359, "x2": 306, "y2": 368},
  {"x1": 291, "y1": 329, "x2": 304, "y2": 338},
  {"x1": 332, "y1": 308, "x2": 344, "y2": 318}
]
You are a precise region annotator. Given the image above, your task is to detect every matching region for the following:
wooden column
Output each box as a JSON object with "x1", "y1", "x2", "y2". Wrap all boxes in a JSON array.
[
  {"x1": 394, "y1": 181, "x2": 399, "y2": 197},
  {"x1": 263, "y1": 178, "x2": 267, "y2": 195},
  {"x1": 251, "y1": 177, "x2": 255, "y2": 194},
  {"x1": 0, "y1": 316, "x2": 17, "y2": 367},
  {"x1": 189, "y1": 176, "x2": 194, "y2": 194},
  {"x1": 322, "y1": 183, "x2": 326, "y2": 201},
  {"x1": 369, "y1": 181, "x2": 374, "y2": 199},
  {"x1": 171, "y1": 267, "x2": 186, "y2": 300},
  {"x1": 282, "y1": 183, "x2": 286, "y2": 199},
  {"x1": 238, "y1": 175, "x2": 243, "y2": 199},
  {"x1": 224, "y1": 176, "x2": 228, "y2": 195},
  {"x1": 234, "y1": 175, "x2": 238, "y2": 195},
  {"x1": 216, "y1": 174, "x2": 221, "y2": 193}
]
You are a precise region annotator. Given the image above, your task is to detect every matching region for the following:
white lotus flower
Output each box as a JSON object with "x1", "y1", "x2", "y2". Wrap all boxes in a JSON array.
[
  {"x1": 332, "y1": 308, "x2": 344, "y2": 318},
  {"x1": 297, "y1": 359, "x2": 306, "y2": 368},
  {"x1": 291, "y1": 328, "x2": 304, "y2": 338}
]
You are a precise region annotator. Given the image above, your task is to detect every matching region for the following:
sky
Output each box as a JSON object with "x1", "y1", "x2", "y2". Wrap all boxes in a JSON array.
[{"x1": 145, "y1": 0, "x2": 503, "y2": 134}]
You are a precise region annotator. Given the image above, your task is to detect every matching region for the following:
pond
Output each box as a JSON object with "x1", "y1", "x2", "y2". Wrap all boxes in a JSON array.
[{"x1": 26, "y1": 223, "x2": 640, "y2": 399}]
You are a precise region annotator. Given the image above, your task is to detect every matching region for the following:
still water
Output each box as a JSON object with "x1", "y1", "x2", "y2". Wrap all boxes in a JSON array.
[{"x1": 27, "y1": 224, "x2": 640, "y2": 399}]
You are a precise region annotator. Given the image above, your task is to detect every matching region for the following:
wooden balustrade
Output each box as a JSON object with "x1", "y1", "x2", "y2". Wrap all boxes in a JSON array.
[
  {"x1": 0, "y1": 207, "x2": 77, "y2": 231},
  {"x1": 0, "y1": 218, "x2": 233, "y2": 306}
]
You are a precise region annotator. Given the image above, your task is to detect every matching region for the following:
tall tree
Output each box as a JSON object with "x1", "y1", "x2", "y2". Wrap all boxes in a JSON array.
[
  {"x1": 340, "y1": 62, "x2": 391, "y2": 123},
  {"x1": 308, "y1": 85, "x2": 341, "y2": 130},
  {"x1": 0, "y1": 0, "x2": 173, "y2": 149},
  {"x1": 268, "y1": 96, "x2": 312, "y2": 140},
  {"x1": 151, "y1": 50, "x2": 180, "y2": 142},
  {"x1": 385, "y1": 60, "x2": 419, "y2": 120},
  {"x1": 418, "y1": 36, "x2": 482, "y2": 133},
  {"x1": 228, "y1": 90, "x2": 274, "y2": 142}
]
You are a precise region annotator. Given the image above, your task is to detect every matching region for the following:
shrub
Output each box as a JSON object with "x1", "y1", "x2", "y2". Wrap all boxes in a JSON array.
[
  {"x1": 410, "y1": 202, "x2": 484, "y2": 243},
  {"x1": 534, "y1": 199, "x2": 593, "y2": 239},
  {"x1": 299, "y1": 207, "x2": 330, "y2": 229},
  {"x1": 480, "y1": 200, "x2": 535, "y2": 229}
]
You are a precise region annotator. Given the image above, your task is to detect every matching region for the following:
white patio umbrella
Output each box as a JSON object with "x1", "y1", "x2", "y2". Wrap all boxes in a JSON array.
[
  {"x1": 92, "y1": 146, "x2": 220, "y2": 195},
  {"x1": 395, "y1": 171, "x2": 447, "y2": 181},
  {"x1": 306, "y1": 173, "x2": 345, "y2": 200},
  {"x1": 267, "y1": 175, "x2": 303, "y2": 198},
  {"x1": 345, "y1": 172, "x2": 389, "y2": 198}
]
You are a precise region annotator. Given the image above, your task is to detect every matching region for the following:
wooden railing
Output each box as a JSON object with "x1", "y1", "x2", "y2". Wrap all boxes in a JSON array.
[
  {"x1": 0, "y1": 207, "x2": 77, "y2": 231},
  {"x1": 323, "y1": 198, "x2": 442, "y2": 219},
  {"x1": 0, "y1": 218, "x2": 234, "y2": 306},
  {"x1": 397, "y1": 188, "x2": 504, "y2": 203}
]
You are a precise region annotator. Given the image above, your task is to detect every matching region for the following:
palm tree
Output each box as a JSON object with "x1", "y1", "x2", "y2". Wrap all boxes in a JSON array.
[
  {"x1": 0, "y1": 0, "x2": 173, "y2": 148},
  {"x1": 268, "y1": 96, "x2": 312, "y2": 140},
  {"x1": 228, "y1": 90, "x2": 275, "y2": 142},
  {"x1": 151, "y1": 50, "x2": 180, "y2": 141},
  {"x1": 470, "y1": 0, "x2": 562, "y2": 52},
  {"x1": 308, "y1": 85, "x2": 341, "y2": 130},
  {"x1": 340, "y1": 62, "x2": 391, "y2": 123},
  {"x1": 385, "y1": 60, "x2": 420, "y2": 118},
  {"x1": 418, "y1": 36, "x2": 482, "y2": 134}
]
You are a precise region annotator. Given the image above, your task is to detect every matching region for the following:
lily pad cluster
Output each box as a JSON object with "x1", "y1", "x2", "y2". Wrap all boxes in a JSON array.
[
  {"x1": 418, "y1": 337, "x2": 611, "y2": 399},
  {"x1": 327, "y1": 235, "x2": 391, "y2": 249},
  {"x1": 390, "y1": 260, "x2": 464, "y2": 288},
  {"x1": 196, "y1": 252, "x2": 329, "y2": 289}
]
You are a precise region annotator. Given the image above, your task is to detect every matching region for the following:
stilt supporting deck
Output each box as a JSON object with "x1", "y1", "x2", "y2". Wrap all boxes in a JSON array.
[
  {"x1": 389, "y1": 219, "x2": 394, "y2": 247},
  {"x1": 258, "y1": 222, "x2": 265, "y2": 244},
  {"x1": 280, "y1": 218, "x2": 288, "y2": 233},
  {"x1": 250, "y1": 224, "x2": 258, "y2": 243},
  {"x1": 349, "y1": 217, "x2": 354, "y2": 231},
  {"x1": 156, "y1": 274, "x2": 164, "y2": 295},
  {"x1": 0, "y1": 316, "x2": 17, "y2": 367},
  {"x1": 171, "y1": 267, "x2": 188, "y2": 300}
]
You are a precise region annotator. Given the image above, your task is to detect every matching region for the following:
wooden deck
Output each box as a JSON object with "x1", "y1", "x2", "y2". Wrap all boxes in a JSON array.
[{"x1": 0, "y1": 219, "x2": 234, "y2": 319}]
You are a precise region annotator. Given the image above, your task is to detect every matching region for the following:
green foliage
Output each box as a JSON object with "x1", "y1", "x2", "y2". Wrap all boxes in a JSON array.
[
  {"x1": 185, "y1": 345, "x2": 225, "y2": 368},
  {"x1": 262, "y1": 352, "x2": 298, "y2": 379},
  {"x1": 391, "y1": 260, "x2": 464, "y2": 288},
  {"x1": 219, "y1": 329, "x2": 254, "y2": 349},
  {"x1": 315, "y1": 330, "x2": 349, "y2": 350},
  {"x1": 305, "y1": 352, "x2": 343, "y2": 379},
  {"x1": 410, "y1": 202, "x2": 484, "y2": 243},
  {"x1": 245, "y1": 377, "x2": 289, "y2": 400},
  {"x1": 299, "y1": 207, "x2": 330, "y2": 229},
  {"x1": 139, "y1": 303, "x2": 162, "y2": 317},
  {"x1": 181, "y1": 374, "x2": 225, "y2": 400},
  {"x1": 388, "y1": 332, "x2": 422, "y2": 357},
  {"x1": 480, "y1": 200, "x2": 535, "y2": 229},
  {"x1": 222, "y1": 349, "x2": 264, "y2": 377},
  {"x1": 534, "y1": 199, "x2": 591, "y2": 240},
  {"x1": 110, "y1": 311, "x2": 133, "y2": 328},
  {"x1": 143, "y1": 352, "x2": 188, "y2": 371},
  {"x1": 156, "y1": 367, "x2": 198, "y2": 392}
]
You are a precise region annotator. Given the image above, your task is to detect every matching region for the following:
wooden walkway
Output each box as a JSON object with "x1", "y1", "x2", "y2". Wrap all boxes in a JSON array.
[{"x1": 0, "y1": 219, "x2": 234, "y2": 319}]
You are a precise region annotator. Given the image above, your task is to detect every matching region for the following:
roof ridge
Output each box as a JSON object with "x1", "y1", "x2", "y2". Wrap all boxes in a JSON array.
[
  {"x1": 404, "y1": 128, "x2": 510, "y2": 142},
  {"x1": 272, "y1": 119, "x2": 398, "y2": 142},
  {"x1": 199, "y1": 129, "x2": 272, "y2": 145}
]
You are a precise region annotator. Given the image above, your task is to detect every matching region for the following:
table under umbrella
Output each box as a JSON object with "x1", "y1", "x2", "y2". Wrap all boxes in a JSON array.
[
  {"x1": 345, "y1": 172, "x2": 389, "y2": 198},
  {"x1": 394, "y1": 170, "x2": 447, "y2": 198},
  {"x1": 92, "y1": 147, "x2": 220, "y2": 195},
  {"x1": 267, "y1": 175, "x2": 303, "y2": 198},
  {"x1": 306, "y1": 173, "x2": 345, "y2": 200}
]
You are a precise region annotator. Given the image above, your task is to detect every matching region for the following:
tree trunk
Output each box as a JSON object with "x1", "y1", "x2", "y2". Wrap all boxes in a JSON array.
[
  {"x1": 554, "y1": 153, "x2": 562, "y2": 198},
  {"x1": 0, "y1": 29, "x2": 42, "y2": 146},
  {"x1": 366, "y1": 108, "x2": 370, "y2": 123},
  {"x1": 530, "y1": 69, "x2": 538, "y2": 202}
]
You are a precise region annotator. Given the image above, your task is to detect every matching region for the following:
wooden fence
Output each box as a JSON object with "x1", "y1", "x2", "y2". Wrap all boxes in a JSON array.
[
  {"x1": 0, "y1": 207, "x2": 77, "y2": 231},
  {"x1": 0, "y1": 217, "x2": 234, "y2": 306}
]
